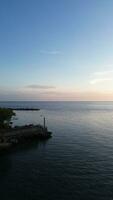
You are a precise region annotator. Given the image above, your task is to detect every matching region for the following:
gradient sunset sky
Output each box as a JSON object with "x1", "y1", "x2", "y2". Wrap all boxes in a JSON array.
[{"x1": 0, "y1": 0, "x2": 113, "y2": 101}]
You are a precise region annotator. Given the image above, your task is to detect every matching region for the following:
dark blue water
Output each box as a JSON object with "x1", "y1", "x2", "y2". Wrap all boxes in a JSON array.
[{"x1": 0, "y1": 101, "x2": 113, "y2": 200}]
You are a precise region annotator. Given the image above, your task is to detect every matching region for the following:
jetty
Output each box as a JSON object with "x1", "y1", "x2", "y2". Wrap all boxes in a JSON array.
[
  {"x1": 0, "y1": 107, "x2": 52, "y2": 150},
  {"x1": 0, "y1": 124, "x2": 52, "y2": 150},
  {"x1": 11, "y1": 108, "x2": 40, "y2": 111}
]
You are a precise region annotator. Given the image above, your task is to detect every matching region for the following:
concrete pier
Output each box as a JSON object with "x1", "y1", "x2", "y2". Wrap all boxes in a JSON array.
[{"x1": 0, "y1": 125, "x2": 52, "y2": 149}]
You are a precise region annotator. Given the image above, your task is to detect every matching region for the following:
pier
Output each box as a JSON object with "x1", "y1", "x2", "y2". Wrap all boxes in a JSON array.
[
  {"x1": 0, "y1": 124, "x2": 52, "y2": 150},
  {"x1": 0, "y1": 107, "x2": 52, "y2": 150}
]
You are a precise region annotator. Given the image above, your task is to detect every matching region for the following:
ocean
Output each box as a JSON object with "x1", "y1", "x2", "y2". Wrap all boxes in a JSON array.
[{"x1": 0, "y1": 101, "x2": 113, "y2": 200}]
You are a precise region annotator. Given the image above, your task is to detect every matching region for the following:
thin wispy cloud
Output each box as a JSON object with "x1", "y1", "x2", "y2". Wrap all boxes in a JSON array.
[
  {"x1": 93, "y1": 70, "x2": 113, "y2": 76},
  {"x1": 90, "y1": 70, "x2": 113, "y2": 85},
  {"x1": 1, "y1": 85, "x2": 113, "y2": 101},
  {"x1": 26, "y1": 84, "x2": 56, "y2": 90},
  {"x1": 90, "y1": 78, "x2": 113, "y2": 85},
  {"x1": 40, "y1": 50, "x2": 62, "y2": 55}
]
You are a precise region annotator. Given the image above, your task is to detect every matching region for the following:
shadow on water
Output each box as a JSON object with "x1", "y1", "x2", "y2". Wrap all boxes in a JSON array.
[
  {"x1": 0, "y1": 139, "x2": 49, "y2": 177},
  {"x1": 0, "y1": 138, "x2": 50, "y2": 156},
  {"x1": 0, "y1": 155, "x2": 12, "y2": 179}
]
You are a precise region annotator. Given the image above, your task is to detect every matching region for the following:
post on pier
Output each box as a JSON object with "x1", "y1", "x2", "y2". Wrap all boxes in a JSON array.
[{"x1": 44, "y1": 117, "x2": 46, "y2": 129}]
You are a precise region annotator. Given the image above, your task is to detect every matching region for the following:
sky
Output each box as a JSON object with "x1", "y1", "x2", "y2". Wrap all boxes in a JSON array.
[{"x1": 0, "y1": 0, "x2": 113, "y2": 101}]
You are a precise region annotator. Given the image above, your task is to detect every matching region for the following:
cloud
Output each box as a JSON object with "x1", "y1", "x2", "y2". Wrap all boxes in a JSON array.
[
  {"x1": 40, "y1": 50, "x2": 62, "y2": 55},
  {"x1": 90, "y1": 78, "x2": 113, "y2": 85},
  {"x1": 93, "y1": 70, "x2": 113, "y2": 76},
  {"x1": 1, "y1": 86, "x2": 113, "y2": 101},
  {"x1": 90, "y1": 70, "x2": 113, "y2": 85},
  {"x1": 26, "y1": 84, "x2": 56, "y2": 90}
]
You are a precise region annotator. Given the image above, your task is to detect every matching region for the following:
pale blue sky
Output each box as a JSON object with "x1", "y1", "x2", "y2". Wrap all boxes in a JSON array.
[{"x1": 0, "y1": 0, "x2": 113, "y2": 100}]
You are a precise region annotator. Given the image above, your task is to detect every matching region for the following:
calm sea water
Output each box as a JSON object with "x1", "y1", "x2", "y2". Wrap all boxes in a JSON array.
[{"x1": 0, "y1": 101, "x2": 113, "y2": 200}]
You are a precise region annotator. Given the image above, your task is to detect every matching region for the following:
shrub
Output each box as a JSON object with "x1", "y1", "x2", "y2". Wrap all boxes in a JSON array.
[{"x1": 0, "y1": 108, "x2": 15, "y2": 129}]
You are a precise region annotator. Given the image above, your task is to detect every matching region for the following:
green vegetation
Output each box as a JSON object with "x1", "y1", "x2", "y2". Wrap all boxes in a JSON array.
[{"x1": 0, "y1": 108, "x2": 15, "y2": 129}]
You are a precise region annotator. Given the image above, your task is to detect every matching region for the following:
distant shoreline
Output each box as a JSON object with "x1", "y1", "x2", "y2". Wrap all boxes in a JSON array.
[
  {"x1": 0, "y1": 107, "x2": 40, "y2": 111},
  {"x1": 12, "y1": 108, "x2": 40, "y2": 111}
]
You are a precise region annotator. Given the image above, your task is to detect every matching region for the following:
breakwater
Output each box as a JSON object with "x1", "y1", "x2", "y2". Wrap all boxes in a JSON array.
[
  {"x1": 13, "y1": 108, "x2": 40, "y2": 111},
  {"x1": 0, "y1": 125, "x2": 52, "y2": 150}
]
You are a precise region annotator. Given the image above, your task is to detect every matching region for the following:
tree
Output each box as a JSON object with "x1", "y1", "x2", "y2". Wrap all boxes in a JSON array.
[{"x1": 0, "y1": 108, "x2": 15, "y2": 129}]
